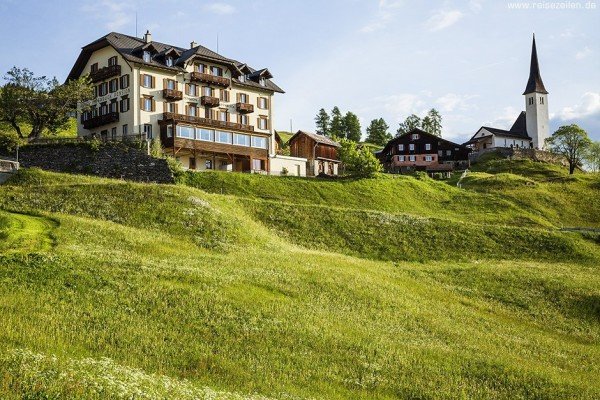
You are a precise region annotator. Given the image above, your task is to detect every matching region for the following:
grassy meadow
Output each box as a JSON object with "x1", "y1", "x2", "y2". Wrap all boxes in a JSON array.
[{"x1": 0, "y1": 159, "x2": 599, "y2": 399}]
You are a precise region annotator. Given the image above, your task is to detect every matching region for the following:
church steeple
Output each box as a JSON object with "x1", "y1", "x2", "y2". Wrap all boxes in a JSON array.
[{"x1": 523, "y1": 34, "x2": 548, "y2": 95}]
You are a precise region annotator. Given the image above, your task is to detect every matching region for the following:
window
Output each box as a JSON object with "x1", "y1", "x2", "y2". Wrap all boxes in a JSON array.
[
  {"x1": 409, "y1": 143, "x2": 415, "y2": 151},
  {"x1": 166, "y1": 102, "x2": 176, "y2": 113},
  {"x1": 143, "y1": 124, "x2": 153, "y2": 139},
  {"x1": 99, "y1": 103, "x2": 108, "y2": 115},
  {"x1": 258, "y1": 97, "x2": 268, "y2": 109},
  {"x1": 259, "y1": 77, "x2": 266, "y2": 86},
  {"x1": 166, "y1": 79, "x2": 176, "y2": 90},
  {"x1": 142, "y1": 74, "x2": 153, "y2": 88},
  {"x1": 189, "y1": 157, "x2": 196, "y2": 170},
  {"x1": 188, "y1": 104, "x2": 197, "y2": 117},
  {"x1": 166, "y1": 125, "x2": 173, "y2": 138},
  {"x1": 108, "y1": 56, "x2": 117, "y2": 66},
  {"x1": 409, "y1": 155, "x2": 416, "y2": 162},
  {"x1": 90, "y1": 63, "x2": 98, "y2": 73},
  {"x1": 122, "y1": 124, "x2": 128, "y2": 136},
  {"x1": 239, "y1": 93, "x2": 248, "y2": 103},
  {"x1": 438, "y1": 150, "x2": 443, "y2": 157},
  {"x1": 239, "y1": 74, "x2": 246, "y2": 83},
  {"x1": 234, "y1": 133, "x2": 250, "y2": 146},
  {"x1": 120, "y1": 74, "x2": 129, "y2": 89},
  {"x1": 111, "y1": 127, "x2": 117, "y2": 140},
  {"x1": 218, "y1": 110, "x2": 227, "y2": 122},
  {"x1": 258, "y1": 117, "x2": 268, "y2": 130},
  {"x1": 529, "y1": 97, "x2": 534, "y2": 105},
  {"x1": 142, "y1": 97, "x2": 153, "y2": 112},
  {"x1": 540, "y1": 97, "x2": 544, "y2": 105},
  {"x1": 425, "y1": 155, "x2": 433, "y2": 162},
  {"x1": 109, "y1": 79, "x2": 118, "y2": 93},
  {"x1": 203, "y1": 86, "x2": 213, "y2": 97},
  {"x1": 411, "y1": 134, "x2": 420, "y2": 140},
  {"x1": 98, "y1": 82, "x2": 108, "y2": 96},
  {"x1": 211, "y1": 66, "x2": 222, "y2": 76},
  {"x1": 197, "y1": 64, "x2": 205, "y2": 73},
  {"x1": 205, "y1": 160, "x2": 213, "y2": 169},
  {"x1": 166, "y1": 57, "x2": 173, "y2": 67},
  {"x1": 399, "y1": 155, "x2": 405, "y2": 162},
  {"x1": 177, "y1": 125, "x2": 195, "y2": 139},
  {"x1": 252, "y1": 159, "x2": 264, "y2": 171},
  {"x1": 215, "y1": 130, "x2": 232, "y2": 143},
  {"x1": 252, "y1": 136, "x2": 268, "y2": 149},
  {"x1": 446, "y1": 150, "x2": 452, "y2": 156},
  {"x1": 198, "y1": 128, "x2": 214, "y2": 142},
  {"x1": 220, "y1": 90, "x2": 230, "y2": 102},
  {"x1": 143, "y1": 51, "x2": 151, "y2": 62},
  {"x1": 187, "y1": 84, "x2": 197, "y2": 96},
  {"x1": 398, "y1": 144, "x2": 404, "y2": 151},
  {"x1": 109, "y1": 100, "x2": 118, "y2": 113},
  {"x1": 240, "y1": 114, "x2": 249, "y2": 125},
  {"x1": 425, "y1": 143, "x2": 431, "y2": 151},
  {"x1": 120, "y1": 96, "x2": 129, "y2": 112}
]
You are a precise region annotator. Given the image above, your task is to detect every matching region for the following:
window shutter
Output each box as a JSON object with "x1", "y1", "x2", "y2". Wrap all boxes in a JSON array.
[
  {"x1": 140, "y1": 74, "x2": 145, "y2": 87},
  {"x1": 174, "y1": 103, "x2": 178, "y2": 114},
  {"x1": 185, "y1": 105, "x2": 189, "y2": 116},
  {"x1": 140, "y1": 97, "x2": 144, "y2": 110},
  {"x1": 265, "y1": 98, "x2": 269, "y2": 109},
  {"x1": 152, "y1": 99, "x2": 156, "y2": 112},
  {"x1": 163, "y1": 79, "x2": 167, "y2": 89},
  {"x1": 151, "y1": 76, "x2": 155, "y2": 88}
]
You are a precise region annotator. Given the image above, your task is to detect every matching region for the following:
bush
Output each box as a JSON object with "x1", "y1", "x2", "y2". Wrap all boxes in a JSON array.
[{"x1": 338, "y1": 139, "x2": 382, "y2": 178}]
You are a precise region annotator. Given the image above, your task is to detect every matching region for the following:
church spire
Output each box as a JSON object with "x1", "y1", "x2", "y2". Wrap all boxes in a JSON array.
[{"x1": 523, "y1": 33, "x2": 548, "y2": 95}]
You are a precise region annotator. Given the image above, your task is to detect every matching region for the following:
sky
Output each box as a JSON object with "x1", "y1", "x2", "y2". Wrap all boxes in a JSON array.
[{"x1": 0, "y1": 0, "x2": 599, "y2": 142}]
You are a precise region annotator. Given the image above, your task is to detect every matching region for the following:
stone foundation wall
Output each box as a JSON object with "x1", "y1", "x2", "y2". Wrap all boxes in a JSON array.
[
  {"x1": 11, "y1": 142, "x2": 174, "y2": 183},
  {"x1": 470, "y1": 148, "x2": 567, "y2": 166}
]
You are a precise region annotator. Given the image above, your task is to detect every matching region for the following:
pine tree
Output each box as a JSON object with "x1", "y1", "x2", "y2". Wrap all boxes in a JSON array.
[
  {"x1": 314, "y1": 108, "x2": 330, "y2": 136},
  {"x1": 330, "y1": 106, "x2": 345, "y2": 139},
  {"x1": 426, "y1": 108, "x2": 442, "y2": 137},
  {"x1": 366, "y1": 118, "x2": 391, "y2": 146},
  {"x1": 344, "y1": 112, "x2": 362, "y2": 142}
]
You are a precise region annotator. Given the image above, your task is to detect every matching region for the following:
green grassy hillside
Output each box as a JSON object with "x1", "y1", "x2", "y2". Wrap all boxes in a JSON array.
[{"x1": 0, "y1": 168, "x2": 599, "y2": 399}]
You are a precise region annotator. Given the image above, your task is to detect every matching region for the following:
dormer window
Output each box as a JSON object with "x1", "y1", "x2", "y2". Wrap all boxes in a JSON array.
[
  {"x1": 239, "y1": 75, "x2": 246, "y2": 83},
  {"x1": 166, "y1": 57, "x2": 173, "y2": 67},
  {"x1": 259, "y1": 77, "x2": 266, "y2": 86},
  {"x1": 143, "y1": 51, "x2": 151, "y2": 62}
]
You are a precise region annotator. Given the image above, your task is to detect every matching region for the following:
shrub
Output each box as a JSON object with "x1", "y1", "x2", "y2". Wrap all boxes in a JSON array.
[{"x1": 338, "y1": 139, "x2": 382, "y2": 177}]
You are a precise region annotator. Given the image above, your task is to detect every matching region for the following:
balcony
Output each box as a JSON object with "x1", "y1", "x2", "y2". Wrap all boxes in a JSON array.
[
  {"x1": 163, "y1": 89, "x2": 183, "y2": 101},
  {"x1": 161, "y1": 112, "x2": 254, "y2": 133},
  {"x1": 83, "y1": 112, "x2": 119, "y2": 129},
  {"x1": 189, "y1": 72, "x2": 230, "y2": 87},
  {"x1": 89, "y1": 64, "x2": 121, "y2": 83},
  {"x1": 236, "y1": 102, "x2": 254, "y2": 114},
  {"x1": 201, "y1": 96, "x2": 220, "y2": 108}
]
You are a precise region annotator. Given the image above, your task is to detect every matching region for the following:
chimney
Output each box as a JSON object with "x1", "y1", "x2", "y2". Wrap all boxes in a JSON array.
[
  {"x1": 190, "y1": 41, "x2": 198, "y2": 49},
  {"x1": 144, "y1": 30, "x2": 152, "y2": 43}
]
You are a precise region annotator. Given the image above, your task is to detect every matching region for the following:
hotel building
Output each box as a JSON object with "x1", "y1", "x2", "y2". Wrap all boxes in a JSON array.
[{"x1": 67, "y1": 31, "x2": 284, "y2": 173}]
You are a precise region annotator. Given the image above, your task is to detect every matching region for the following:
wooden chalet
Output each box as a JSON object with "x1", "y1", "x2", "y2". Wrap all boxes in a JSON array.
[
  {"x1": 378, "y1": 128, "x2": 470, "y2": 175},
  {"x1": 288, "y1": 130, "x2": 341, "y2": 176}
]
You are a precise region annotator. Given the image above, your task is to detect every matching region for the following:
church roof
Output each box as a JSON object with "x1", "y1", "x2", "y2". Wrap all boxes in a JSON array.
[
  {"x1": 464, "y1": 112, "x2": 531, "y2": 144},
  {"x1": 523, "y1": 34, "x2": 548, "y2": 95}
]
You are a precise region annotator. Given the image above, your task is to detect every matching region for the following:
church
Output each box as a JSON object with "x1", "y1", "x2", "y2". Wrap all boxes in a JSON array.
[{"x1": 465, "y1": 35, "x2": 550, "y2": 151}]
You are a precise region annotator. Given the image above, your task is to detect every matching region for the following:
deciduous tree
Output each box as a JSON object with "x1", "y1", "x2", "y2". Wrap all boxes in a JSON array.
[
  {"x1": 546, "y1": 124, "x2": 592, "y2": 174},
  {"x1": 585, "y1": 141, "x2": 600, "y2": 172},
  {"x1": 338, "y1": 138, "x2": 382, "y2": 177}
]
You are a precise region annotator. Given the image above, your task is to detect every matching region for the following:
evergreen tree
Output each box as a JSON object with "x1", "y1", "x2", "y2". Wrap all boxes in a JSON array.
[
  {"x1": 344, "y1": 112, "x2": 362, "y2": 142},
  {"x1": 365, "y1": 118, "x2": 391, "y2": 146},
  {"x1": 330, "y1": 106, "x2": 345, "y2": 139},
  {"x1": 426, "y1": 108, "x2": 442, "y2": 137},
  {"x1": 396, "y1": 114, "x2": 421, "y2": 136},
  {"x1": 314, "y1": 108, "x2": 330, "y2": 136}
]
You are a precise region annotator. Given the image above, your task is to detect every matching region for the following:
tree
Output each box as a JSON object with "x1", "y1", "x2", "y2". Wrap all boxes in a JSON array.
[
  {"x1": 365, "y1": 118, "x2": 391, "y2": 146},
  {"x1": 425, "y1": 108, "x2": 442, "y2": 137},
  {"x1": 396, "y1": 114, "x2": 421, "y2": 136},
  {"x1": 0, "y1": 67, "x2": 93, "y2": 142},
  {"x1": 585, "y1": 141, "x2": 600, "y2": 172},
  {"x1": 343, "y1": 112, "x2": 362, "y2": 142},
  {"x1": 546, "y1": 124, "x2": 592, "y2": 174},
  {"x1": 314, "y1": 108, "x2": 330, "y2": 136},
  {"x1": 338, "y1": 138, "x2": 382, "y2": 178},
  {"x1": 330, "y1": 106, "x2": 345, "y2": 139}
]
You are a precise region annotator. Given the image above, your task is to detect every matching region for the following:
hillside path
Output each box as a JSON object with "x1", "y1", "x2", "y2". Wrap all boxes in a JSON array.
[{"x1": 0, "y1": 211, "x2": 55, "y2": 253}]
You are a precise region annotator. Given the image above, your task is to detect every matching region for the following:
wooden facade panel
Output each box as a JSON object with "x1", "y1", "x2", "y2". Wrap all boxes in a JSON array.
[{"x1": 173, "y1": 138, "x2": 268, "y2": 159}]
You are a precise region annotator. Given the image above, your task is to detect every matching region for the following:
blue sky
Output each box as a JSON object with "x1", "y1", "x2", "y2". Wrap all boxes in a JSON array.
[{"x1": 0, "y1": 0, "x2": 598, "y2": 142}]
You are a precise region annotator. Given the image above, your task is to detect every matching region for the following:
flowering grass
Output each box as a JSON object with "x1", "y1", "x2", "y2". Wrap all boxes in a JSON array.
[{"x1": 0, "y1": 168, "x2": 598, "y2": 399}]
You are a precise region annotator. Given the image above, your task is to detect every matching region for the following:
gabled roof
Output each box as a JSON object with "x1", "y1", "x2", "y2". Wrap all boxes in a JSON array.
[
  {"x1": 523, "y1": 34, "x2": 548, "y2": 95},
  {"x1": 465, "y1": 112, "x2": 531, "y2": 144},
  {"x1": 379, "y1": 128, "x2": 467, "y2": 155},
  {"x1": 289, "y1": 130, "x2": 341, "y2": 147},
  {"x1": 66, "y1": 32, "x2": 284, "y2": 93}
]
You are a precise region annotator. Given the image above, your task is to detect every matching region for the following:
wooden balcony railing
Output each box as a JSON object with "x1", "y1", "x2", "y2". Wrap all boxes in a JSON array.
[
  {"x1": 236, "y1": 102, "x2": 254, "y2": 114},
  {"x1": 161, "y1": 112, "x2": 254, "y2": 133},
  {"x1": 201, "y1": 96, "x2": 220, "y2": 108},
  {"x1": 89, "y1": 65, "x2": 121, "y2": 83},
  {"x1": 83, "y1": 112, "x2": 119, "y2": 129},
  {"x1": 189, "y1": 72, "x2": 230, "y2": 87},
  {"x1": 163, "y1": 89, "x2": 183, "y2": 101}
]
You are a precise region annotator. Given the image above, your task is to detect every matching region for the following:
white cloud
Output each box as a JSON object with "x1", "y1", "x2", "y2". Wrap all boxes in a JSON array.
[
  {"x1": 425, "y1": 9, "x2": 464, "y2": 32},
  {"x1": 82, "y1": 0, "x2": 133, "y2": 30},
  {"x1": 378, "y1": 94, "x2": 426, "y2": 119},
  {"x1": 556, "y1": 92, "x2": 600, "y2": 120},
  {"x1": 360, "y1": 0, "x2": 404, "y2": 33},
  {"x1": 487, "y1": 106, "x2": 521, "y2": 130},
  {"x1": 436, "y1": 93, "x2": 478, "y2": 112},
  {"x1": 575, "y1": 46, "x2": 592, "y2": 60},
  {"x1": 203, "y1": 2, "x2": 236, "y2": 15}
]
